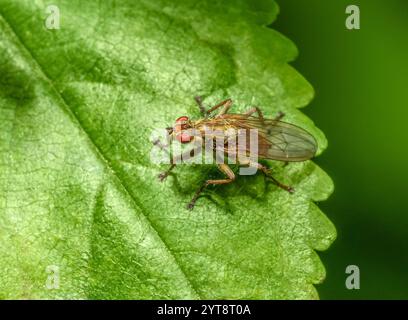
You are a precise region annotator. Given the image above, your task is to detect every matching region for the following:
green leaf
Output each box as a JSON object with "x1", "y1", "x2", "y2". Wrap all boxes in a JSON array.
[{"x1": 0, "y1": 0, "x2": 336, "y2": 299}]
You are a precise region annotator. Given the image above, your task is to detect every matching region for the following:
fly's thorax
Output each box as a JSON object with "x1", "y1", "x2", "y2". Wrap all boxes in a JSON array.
[{"x1": 194, "y1": 122, "x2": 233, "y2": 138}]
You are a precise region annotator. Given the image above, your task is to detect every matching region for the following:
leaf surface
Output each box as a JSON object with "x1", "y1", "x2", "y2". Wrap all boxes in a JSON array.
[{"x1": 0, "y1": 0, "x2": 335, "y2": 299}]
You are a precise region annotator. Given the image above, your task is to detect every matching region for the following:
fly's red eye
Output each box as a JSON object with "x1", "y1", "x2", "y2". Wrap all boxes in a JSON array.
[
  {"x1": 174, "y1": 116, "x2": 191, "y2": 143},
  {"x1": 176, "y1": 132, "x2": 192, "y2": 143},
  {"x1": 175, "y1": 116, "x2": 190, "y2": 131},
  {"x1": 176, "y1": 116, "x2": 189, "y2": 123}
]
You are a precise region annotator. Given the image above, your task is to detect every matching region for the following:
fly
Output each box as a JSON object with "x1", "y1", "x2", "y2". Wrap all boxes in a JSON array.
[{"x1": 154, "y1": 96, "x2": 318, "y2": 210}]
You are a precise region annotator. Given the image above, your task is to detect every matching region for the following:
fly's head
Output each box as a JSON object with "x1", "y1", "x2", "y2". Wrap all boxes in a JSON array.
[{"x1": 172, "y1": 116, "x2": 193, "y2": 144}]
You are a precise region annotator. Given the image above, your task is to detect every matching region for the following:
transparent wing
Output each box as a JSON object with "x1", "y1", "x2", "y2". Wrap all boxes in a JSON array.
[{"x1": 226, "y1": 117, "x2": 318, "y2": 162}]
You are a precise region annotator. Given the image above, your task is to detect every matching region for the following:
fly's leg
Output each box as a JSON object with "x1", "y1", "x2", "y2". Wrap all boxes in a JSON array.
[
  {"x1": 244, "y1": 106, "x2": 265, "y2": 125},
  {"x1": 194, "y1": 96, "x2": 207, "y2": 117},
  {"x1": 158, "y1": 164, "x2": 176, "y2": 182},
  {"x1": 259, "y1": 163, "x2": 294, "y2": 193},
  {"x1": 244, "y1": 107, "x2": 285, "y2": 123},
  {"x1": 158, "y1": 144, "x2": 203, "y2": 182},
  {"x1": 187, "y1": 163, "x2": 235, "y2": 210},
  {"x1": 194, "y1": 97, "x2": 233, "y2": 118},
  {"x1": 152, "y1": 139, "x2": 169, "y2": 150},
  {"x1": 274, "y1": 111, "x2": 285, "y2": 121},
  {"x1": 214, "y1": 99, "x2": 233, "y2": 117},
  {"x1": 152, "y1": 127, "x2": 173, "y2": 149},
  {"x1": 153, "y1": 137, "x2": 171, "y2": 178},
  {"x1": 245, "y1": 161, "x2": 294, "y2": 193}
]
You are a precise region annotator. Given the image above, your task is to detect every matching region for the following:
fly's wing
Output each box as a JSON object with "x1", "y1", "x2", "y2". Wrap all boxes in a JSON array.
[{"x1": 231, "y1": 117, "x2": 318, "y2": 162}]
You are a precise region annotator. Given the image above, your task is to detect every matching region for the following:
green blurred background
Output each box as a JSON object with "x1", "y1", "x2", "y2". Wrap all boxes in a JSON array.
[{"x1": 274, "y1": 0, "x2": 408, "y2": 299}]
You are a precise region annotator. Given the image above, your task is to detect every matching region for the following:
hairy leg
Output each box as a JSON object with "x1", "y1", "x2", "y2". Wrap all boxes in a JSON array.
[
  {"x1": 158, "y1": 164, "x2": 176, "y2": 182},
  {"x1": 194, "y1": 96, "x2": 233, "y2": 118},
  {"x1": 243, "y1": 106, "x2": 265, "y2": 125},
  {"x1": 158, "y1": 144, "x2": 202, "y2": 182},
  {"x1": 274, "y1": 111, "x2": 285, "y2": 121},
  {"x1": 187, "y1": 163, "x2": 235, "y2": 210},
  {"x1": 194, "y1": 96, "x2": 207, "y2": 117},
  {"x1": 242, "y1": 160, "x2": 294, "y2": 193}
]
